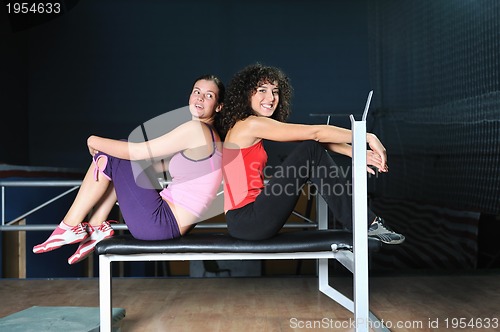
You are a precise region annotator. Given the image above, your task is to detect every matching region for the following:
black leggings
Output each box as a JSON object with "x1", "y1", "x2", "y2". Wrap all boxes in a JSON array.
[{"x1": 226, "y1": 140, "x2": 377, "y2": 240}]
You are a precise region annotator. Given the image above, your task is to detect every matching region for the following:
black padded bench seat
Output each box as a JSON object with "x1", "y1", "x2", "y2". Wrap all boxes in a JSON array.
[
  {"x1": 95, "y1": 230, "x2": 381, "y2": 255},
  {"x1": 96, "y1": 230, "x2": 387, "y2": 332}
]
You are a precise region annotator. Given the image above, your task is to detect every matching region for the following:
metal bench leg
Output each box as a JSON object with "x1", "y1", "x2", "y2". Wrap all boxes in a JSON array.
[{"x1": 99, "y1": 255, "x2": 112, "y2": 332}]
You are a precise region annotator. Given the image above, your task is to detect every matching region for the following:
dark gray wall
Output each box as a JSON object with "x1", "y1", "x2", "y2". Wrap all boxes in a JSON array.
[
  {"x1": 3, "y1": 0, "x2": 500, "y2": 214},
  {"x1": 367, "y1": 0, "x2": 500, "y2": 214},
  {"x1": 1, "y1": 0, "x2": 371, "y2": 168}
]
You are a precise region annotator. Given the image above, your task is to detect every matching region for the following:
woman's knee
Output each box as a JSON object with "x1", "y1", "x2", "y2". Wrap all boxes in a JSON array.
[
  {"x1": 93, "y1": 152, "x2": 112, "y2": 181},
  {"x1": 301, "y1": 140, "x2": 321, "y2": 147},
  {"x1": 297, "y1": 140, "x2": 324, "y2": 155}
]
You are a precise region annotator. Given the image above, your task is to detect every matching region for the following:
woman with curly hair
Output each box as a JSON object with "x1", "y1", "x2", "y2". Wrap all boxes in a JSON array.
[{"x1": 217, "y1": 63, "x2": 404, "y2": 244}]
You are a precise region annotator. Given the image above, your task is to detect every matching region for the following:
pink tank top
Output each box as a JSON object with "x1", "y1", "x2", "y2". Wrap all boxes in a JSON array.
[{"x1": 160, "y1": 125, "x2": 222, "y2": 217}]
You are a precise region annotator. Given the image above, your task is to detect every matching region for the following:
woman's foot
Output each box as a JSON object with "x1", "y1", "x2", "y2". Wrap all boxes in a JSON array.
[
  {"x1": 68, "y1": 220, "x2": 115, "y2": 264},
  {"x1": 33, "y1": 222, "x2": 89, "y2": 254},
  {"x1": 368, "y1": 217, "x2": 405, "y2": 244}
]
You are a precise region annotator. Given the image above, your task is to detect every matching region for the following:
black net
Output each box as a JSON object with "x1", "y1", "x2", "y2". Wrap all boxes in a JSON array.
[{"x1": 368, "y1": 0, "x2": 500, "y2": 214}]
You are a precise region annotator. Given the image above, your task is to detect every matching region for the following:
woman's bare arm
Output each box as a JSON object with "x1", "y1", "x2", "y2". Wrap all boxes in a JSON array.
[
  {"x1": 87, "y1": 121, "x2": 208, "y2": 160},
  {"x1": 238, "y1": 117, "x2": 387, "y2": 173}
]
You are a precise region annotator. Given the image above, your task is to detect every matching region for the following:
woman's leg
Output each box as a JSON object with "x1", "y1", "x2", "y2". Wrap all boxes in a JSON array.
[
  {"x1": 67, "y1": 184, "x2": 118, "y2": 264},
  {"x1": 64, "y1": 156, "x2": 112, "y2": 226},
  {"x1": 227, "y1": 140, "x2": 376, "y2": 240},
  {"x1": 96, "y1": 153, "x2": 180, "y2": 240},
  {"x1": 33, "y1": 158, "x2": 112, "y2": 253},
  {"x1": 35, "y1": 151, "x2": 180, "y2": 254},
  {"x1": 87, "y1": 183, "x2": 117, "y2": 226}
]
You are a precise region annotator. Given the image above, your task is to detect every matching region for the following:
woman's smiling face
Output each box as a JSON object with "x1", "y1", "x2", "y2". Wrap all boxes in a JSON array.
[{"x1": 250, "y1": 81, "x2": 279, "y2": 117}]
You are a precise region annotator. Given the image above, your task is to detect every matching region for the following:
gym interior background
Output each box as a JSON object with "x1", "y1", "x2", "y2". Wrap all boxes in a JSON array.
[{"x1": 1, "y1": 0, "x2": 499, "y2": 278}]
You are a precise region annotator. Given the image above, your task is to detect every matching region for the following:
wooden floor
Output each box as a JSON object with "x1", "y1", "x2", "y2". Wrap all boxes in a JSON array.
[{"x1": 1, "y1": 270, "x2": 500, "y2": 331}]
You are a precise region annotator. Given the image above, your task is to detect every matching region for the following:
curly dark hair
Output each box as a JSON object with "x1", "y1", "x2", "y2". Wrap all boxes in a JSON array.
[{"x1": 215, "y1": 63, "x2": 293, "y2": 139}]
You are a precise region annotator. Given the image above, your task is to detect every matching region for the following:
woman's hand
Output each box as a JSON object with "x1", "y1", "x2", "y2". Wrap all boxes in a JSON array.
[
  {"x1": 366, "y1": 133, "x2": 388, "y2": 174},
  {"x1": 366, "y1": 150, "x2": 388, "y2": 175}
]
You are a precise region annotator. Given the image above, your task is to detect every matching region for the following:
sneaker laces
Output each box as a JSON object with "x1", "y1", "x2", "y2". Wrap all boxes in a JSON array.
[
  {"x1": 73, "y1": 223, "x2": 89, "y2": 236},
  {"x1": 374, "y1": 217, "x2": 396, "y2": 233},
  {"x1": 369, "y1": 217, "x2": 405, "y2": 244},
  {"x1": 99, "y1": 220, "x2": 117, "y2": 232}
]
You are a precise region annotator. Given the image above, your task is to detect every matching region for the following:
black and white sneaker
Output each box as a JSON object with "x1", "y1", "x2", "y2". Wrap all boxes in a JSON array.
[{"x1": 368, "y1": 217, "x2": 405, "y2": 245}]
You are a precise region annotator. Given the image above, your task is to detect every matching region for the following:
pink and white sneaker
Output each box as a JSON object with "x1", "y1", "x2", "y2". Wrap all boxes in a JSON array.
[
  {"x1": 68, "y1": 220, "x2": 115, "y2": 265},
  {"x1": 33, "y1": 222, "x2": 89, "y2": 254}
]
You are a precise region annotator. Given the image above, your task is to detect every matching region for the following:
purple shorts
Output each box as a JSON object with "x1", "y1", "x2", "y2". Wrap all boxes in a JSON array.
[{"x1": 93, "y1": 152, "x2": 180, "y2": 240}]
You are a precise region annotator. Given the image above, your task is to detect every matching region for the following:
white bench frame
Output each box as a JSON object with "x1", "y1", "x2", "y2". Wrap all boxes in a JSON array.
[
  {"x1": 99, "y1": 92, "x2": 389, "y2": 332},
  {"x1": 98, "y1": 196, "x2": 388, "y2": 332}
]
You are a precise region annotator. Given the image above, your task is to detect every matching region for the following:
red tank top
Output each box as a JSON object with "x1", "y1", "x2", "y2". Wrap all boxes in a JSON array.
[{"x1": 222, "y1": 140, "x2": 268, "y2": 211}]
